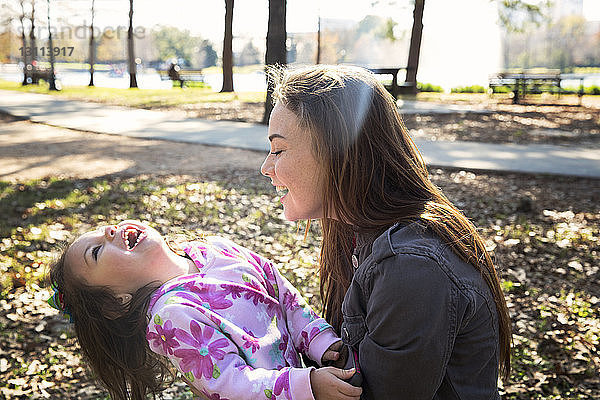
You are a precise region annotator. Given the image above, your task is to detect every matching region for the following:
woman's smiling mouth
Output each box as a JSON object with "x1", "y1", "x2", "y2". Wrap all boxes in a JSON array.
[{"x1": 276, "y1": 185, "x2": 289, "y2": 200}]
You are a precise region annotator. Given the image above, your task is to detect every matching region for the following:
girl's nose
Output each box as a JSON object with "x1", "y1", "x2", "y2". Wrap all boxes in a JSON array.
[
  {"x1": 261, "y1": 155, "x2": 273, "y2": 177},
  {"x1": 104, "y1": 225, "x2": 117, "y2": 240}
]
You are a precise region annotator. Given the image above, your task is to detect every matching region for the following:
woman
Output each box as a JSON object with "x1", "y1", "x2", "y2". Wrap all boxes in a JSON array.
[{"x1": 260, "y1": 65, "x2": 511, "y2": 399}]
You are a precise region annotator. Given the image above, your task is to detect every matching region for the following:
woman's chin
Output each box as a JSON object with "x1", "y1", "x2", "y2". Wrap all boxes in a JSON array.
[
  {"x1": 282, "y1": 210, "x2": 296, "y2": 222},
  {"x1": 282, "y1": 206, "x2": 301, "y2": 222}
]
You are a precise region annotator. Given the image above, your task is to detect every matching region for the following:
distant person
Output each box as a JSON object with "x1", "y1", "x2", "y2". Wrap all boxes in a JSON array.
[
  {"x1": 47, "y1": 220, "x2": 362, "y2": 400},
  {"x1": 261, "y1": 65, "x2": 512, "y2": 399},
  {"x1": 168, "y1": 62, "x2": 185, "y2": 88}
]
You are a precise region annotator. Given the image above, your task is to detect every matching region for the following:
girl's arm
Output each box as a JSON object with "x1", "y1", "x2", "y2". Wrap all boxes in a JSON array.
[
  {"x1": 210, "y1": 237, "x2": 341, "y2": 365},
  {"x1": 269, "y1": 262, "x2": 340, "y2": 365},
  {"x1": 148, "y1": 301, "x2": 317, "y2": 400}
]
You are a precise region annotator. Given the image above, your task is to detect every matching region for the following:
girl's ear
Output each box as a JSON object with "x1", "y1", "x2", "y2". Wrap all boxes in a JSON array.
[{"x1": 116, "y1": 293, "x2": 132, "y2": 305}]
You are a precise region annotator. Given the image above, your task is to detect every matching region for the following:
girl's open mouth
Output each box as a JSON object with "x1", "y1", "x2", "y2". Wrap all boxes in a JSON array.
[{"x1": 121, "y1": 226, "x2": 146, "y2": 251}]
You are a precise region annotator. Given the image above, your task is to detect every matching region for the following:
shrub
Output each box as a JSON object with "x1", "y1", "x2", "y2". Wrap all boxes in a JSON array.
[
  {"x1": 561, "y1": 85, "x2": 600, "y2": 95},
  {"x1": 417, "y1": 82, "x2": 443, "y2": 92},
  {"x1": 451, "y1": 85, "x2": 486, "y2": 93},
  {"x1": 587, "y1": 85, "x2": 600, "y2": 95},
  {"x1": 488, "y1": 85, "x2": 512, "y2": 94}
]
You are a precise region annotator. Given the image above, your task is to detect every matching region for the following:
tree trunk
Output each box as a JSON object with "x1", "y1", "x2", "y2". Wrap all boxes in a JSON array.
[
  {"x1": 262, "y1": 0, "x2": 286, "y2": 124},
  {"x1": 127, "y1": 0, "x2": 137, "y2": 88},
  {"x1": 221, "y1": 0, "x2": 234, "y2": 92},
  {"x1": 88, "y1": 0, "x2": 95, "y2": 86},
  {"x1": 46, "y1": 0, "x2": 57, "y2": 90},
  {"x1": 29, "y1": 0, "x2": 37, "y2": 83},
  {"x1": 19, "y1": 0, "x2": 29, "y2": 85},
  {"x1": 405, "y1": 0, "x2": 425, "y2": 95},
  {"x1": 316, "y1": 15, "x2": 321, "y2": 64}
]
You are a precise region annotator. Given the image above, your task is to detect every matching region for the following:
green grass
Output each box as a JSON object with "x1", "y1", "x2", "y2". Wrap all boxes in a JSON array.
[
  {"x1": 0, "y1": 79, "x2": 266, "y2": 108},
  {"x1": 0, "y1": 176, "x2": 319, "y2": 301},
  {"x1": 1, "y1": 172, "x2": 599, "y2": 398},
  {"x1": 202, "y1": 64, "x2": 265, "y2": 74}
]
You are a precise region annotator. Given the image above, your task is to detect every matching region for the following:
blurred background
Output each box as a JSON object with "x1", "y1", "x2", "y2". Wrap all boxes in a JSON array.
[{"x1": 0, "y1": 0, "x2": 599, "y2": 92}]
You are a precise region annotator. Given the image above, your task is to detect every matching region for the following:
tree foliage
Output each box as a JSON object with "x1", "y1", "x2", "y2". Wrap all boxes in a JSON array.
[
  {"x1": 504, "y1": 14, "x2": 598, "y2": 71},
  {"x1": 496, "y1": 0, "x2": 552, "y2": 32},
  {"x1": 357, "y1": 15, "x2": 397, "y2": 41},
  {"x1": 152, "y1": 25, "x2": 196, "y2": 65}
]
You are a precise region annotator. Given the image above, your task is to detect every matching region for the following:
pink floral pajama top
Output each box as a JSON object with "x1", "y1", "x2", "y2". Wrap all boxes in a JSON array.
[{"x1": 146, "y1": 237, "x2": 339, "y2": 400}]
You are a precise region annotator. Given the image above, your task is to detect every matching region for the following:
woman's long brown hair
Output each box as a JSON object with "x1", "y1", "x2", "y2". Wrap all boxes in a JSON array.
[
  {"x1": 48, "y1": 246, "x2": 175, "y2": 399},
  {"x1": 271, "y1": 65, "x2": 511, "y2": 380}
]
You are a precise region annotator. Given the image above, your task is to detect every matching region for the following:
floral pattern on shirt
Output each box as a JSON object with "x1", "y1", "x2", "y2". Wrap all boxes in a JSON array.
[
  {"x1": 146, "y1": 237, "x2": 340, "y2": 400},
  {"x1": 173, "y1": 321, "x2": 229, "y2": 380},
  {"x1": 147, "y1": 319, "x2": 179, "y2": 356}
]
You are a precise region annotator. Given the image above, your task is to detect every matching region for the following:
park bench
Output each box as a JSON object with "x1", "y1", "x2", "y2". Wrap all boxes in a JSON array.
[
  {"x1": 158, "y1": 68, "x2": 205, "y2": 88},
  {"x1": 23, "y1": 66, "x2": 53, "y2": 85},
  {"x1": 488, "y1": 69, "x2": 585, "y2": 104},
  {"x1": 368, "y1": 67, "x2": 415, "y2": 99}
]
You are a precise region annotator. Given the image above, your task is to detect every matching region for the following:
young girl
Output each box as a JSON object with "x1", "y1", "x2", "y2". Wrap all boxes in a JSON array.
[{"x1": 47, "y1": 220, "x2": 362, "y2": 400}]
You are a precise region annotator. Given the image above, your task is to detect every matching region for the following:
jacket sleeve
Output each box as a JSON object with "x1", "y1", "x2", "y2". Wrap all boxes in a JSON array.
[
  {"x1": 357, "y1": 253, "x2": 457, "y2": 399},
  {"x1": 147, "y1": 300, "x2": 316, "y2": 400}
]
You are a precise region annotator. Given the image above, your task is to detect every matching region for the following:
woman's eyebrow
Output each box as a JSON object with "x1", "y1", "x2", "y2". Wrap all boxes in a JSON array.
[{"x1": 268, "y1": 133, "x2": 286, "y2": 142}]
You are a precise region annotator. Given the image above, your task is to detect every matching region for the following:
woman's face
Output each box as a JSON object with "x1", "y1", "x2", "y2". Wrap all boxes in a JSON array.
[
  {"x1": 65, "y1": 220, "x2": 191, "y2": 297},
  {"x1": 261, "y1": 103, "x2": 324, "y2": 221}
]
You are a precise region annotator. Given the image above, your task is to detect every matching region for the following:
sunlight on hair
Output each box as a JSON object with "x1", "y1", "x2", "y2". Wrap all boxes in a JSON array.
[
  {"x1": 295, "y1": 219, "x2": 312, "y2": 241},
  {"x1": 348, "y1": 73, "x2": 374, "y2": 146}
]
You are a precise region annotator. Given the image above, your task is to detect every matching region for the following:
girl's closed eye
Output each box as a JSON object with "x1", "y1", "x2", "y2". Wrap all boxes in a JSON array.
[
  {"x1": 92, "y1": 245, "x2": 101, "y2": 261},
  {"x1": 270, "y1": 150, "x2": 283, "y2": 156}
]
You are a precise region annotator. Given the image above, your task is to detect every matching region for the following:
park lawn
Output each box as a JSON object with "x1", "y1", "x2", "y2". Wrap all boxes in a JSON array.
[
  {"x1": 202, "y1": 64, "x2": 265, "y2": 74},
  {"x1": 0, "y1": 171, "x2": 598, "y2": 399},
  {"x1": 0, "y1": 79, "x2": 266, "y2": 109}
]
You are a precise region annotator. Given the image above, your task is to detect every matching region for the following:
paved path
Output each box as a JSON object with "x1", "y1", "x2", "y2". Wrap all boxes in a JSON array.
[{"x1": 1, "y1": 90, "x2": 599, "y2": 178}]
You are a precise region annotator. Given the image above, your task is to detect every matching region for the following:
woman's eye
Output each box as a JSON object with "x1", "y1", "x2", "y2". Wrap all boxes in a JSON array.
[
  {"x1": 92, "y1": 245, "x2": 101, "y2": 261},
  {"x1": 270, "y1": 150, "x2": 283, "y2": 156}
]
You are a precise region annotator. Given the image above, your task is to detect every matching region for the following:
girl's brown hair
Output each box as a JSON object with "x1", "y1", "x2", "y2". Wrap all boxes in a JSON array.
[
  {"x1": 48, "y1": 244, "x2": 175, "y2": 399},
  {"x1": 271, "y1": 64, "x2": 511, "y2": 380}
]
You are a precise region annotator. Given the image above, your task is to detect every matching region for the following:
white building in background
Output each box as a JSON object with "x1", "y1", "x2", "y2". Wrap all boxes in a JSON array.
[
  {"x1": 417, "y1": 0, "x2": 502, "y2": 91},
  {"x1": 553, "y1": 0, "x2": 584, "y2": 19}
]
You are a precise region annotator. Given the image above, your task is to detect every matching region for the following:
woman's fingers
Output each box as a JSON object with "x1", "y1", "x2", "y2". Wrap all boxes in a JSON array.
[
  {"x1": 336, "y1": 379, "x2": 363, "y2": 398},
  {"x1": 329, "y1": 367, "x2": 355, "y2": 379},
  {"x1": 338, "y1": 393, "x2": 362, "y2": 400},
  {"x1": 328, "y1": 367, "x2": 362, "y2": 397}
]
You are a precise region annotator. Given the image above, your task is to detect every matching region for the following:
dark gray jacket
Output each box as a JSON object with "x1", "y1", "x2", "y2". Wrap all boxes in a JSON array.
[{"x1": 341, "y1": 221, "x2": 501, "y2": 400}]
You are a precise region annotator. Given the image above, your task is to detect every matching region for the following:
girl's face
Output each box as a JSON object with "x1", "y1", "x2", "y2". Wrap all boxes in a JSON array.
[
  {"x1": 261, "y1": 103, "x2": 324, "y2": 221},
  {"x1": 65, "y1": 220, "x2": 193, "y2": 297}
]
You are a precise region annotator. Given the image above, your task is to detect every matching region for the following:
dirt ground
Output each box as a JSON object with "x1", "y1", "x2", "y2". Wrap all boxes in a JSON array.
[
  {"x1": 0, "y1": 113, "x2": 265, "y2": 182},
  {"x1": 1, "y1": 110, "x2": 599, "y2": 399},
  {"x1": 171, "y1": 95, "x2": 600, "y2": 148},
  {"x1": 2, "y1": 94, "x2": 599, "y2": 183}
]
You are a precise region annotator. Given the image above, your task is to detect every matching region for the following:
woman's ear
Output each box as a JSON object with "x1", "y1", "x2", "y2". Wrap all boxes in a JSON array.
[{"x1": 116, "y1": 293, "x2": 132, "y2": 305}]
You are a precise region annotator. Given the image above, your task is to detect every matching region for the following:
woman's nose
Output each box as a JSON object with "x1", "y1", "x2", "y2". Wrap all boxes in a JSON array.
[
  {"x1": 104, "y1": 225, "x2": 117, "y2": 240},
  {"x1": 261, "y1": 155, "x2": 273, "y2": 177}
]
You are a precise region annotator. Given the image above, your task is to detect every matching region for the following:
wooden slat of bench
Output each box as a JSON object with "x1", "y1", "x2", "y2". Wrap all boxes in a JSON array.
[{"x1": 159, "y1": 70, "x2": 204, "y2": 82}]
